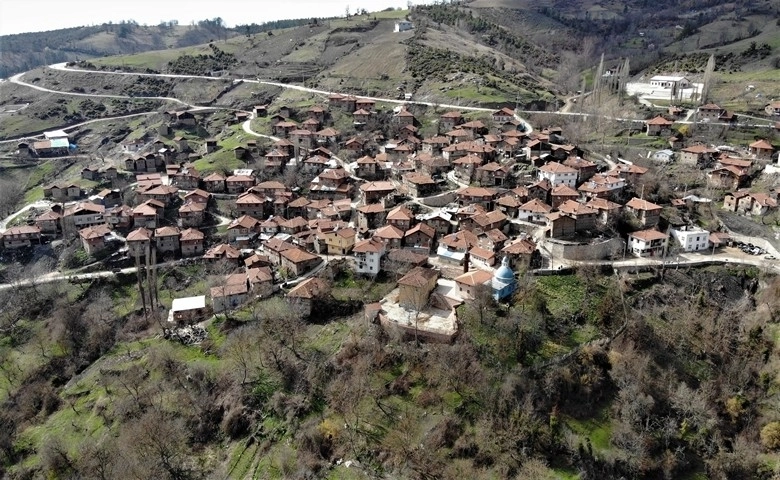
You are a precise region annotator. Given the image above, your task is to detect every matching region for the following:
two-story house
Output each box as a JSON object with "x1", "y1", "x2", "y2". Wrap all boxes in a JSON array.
[
  {"x1": 628, "y1": 229, "x2": 668, "y2": 257},
  {"x1": 180, "y1": 228, "x2": 205, "y2": 257},
  {"x1": 227, "y1": 215, "x2": 259, "y2": 245},
  {"x1": 79, "y1": 224, "x2": 113, "y2": 255},
  {"x1": 126, "y1": 227, "x2": 153, "y2": 258},
  {"x1": 235, "y1": 192, "x2": 265, "y2": 218},
  {"x1": 63, "y1": 202, "x2": 105, "y2": 229},
  {"x1": 1, "y1": 225, "x2": 42, "y2": 249},
  {"x1": 132, "y1": 200, "x2": 163, "y2": 229},
  {"x1": 538, "y1": 161, "x2": 578, "y2": 188},
  {"x1": 155, "y1": 226, "x2": 180, "y2": 254},
  {"x1": 624, "y1": 197, "x2": 662, "y2": 228}
]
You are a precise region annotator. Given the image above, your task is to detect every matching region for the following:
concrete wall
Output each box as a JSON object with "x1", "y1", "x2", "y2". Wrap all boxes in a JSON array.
[{"x1": 545, "y1": 237, "x2": 625, "y2": 261}]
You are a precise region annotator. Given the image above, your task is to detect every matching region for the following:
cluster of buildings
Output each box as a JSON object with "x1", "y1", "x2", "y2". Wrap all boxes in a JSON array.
[{"x1": 6, "y1": 82, "x2": 780, "y2": 340}]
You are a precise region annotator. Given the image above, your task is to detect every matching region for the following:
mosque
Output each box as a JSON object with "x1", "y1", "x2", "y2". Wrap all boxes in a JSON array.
[{"x1": 491, "y1": 256, "x2": 517, "y2": 301}]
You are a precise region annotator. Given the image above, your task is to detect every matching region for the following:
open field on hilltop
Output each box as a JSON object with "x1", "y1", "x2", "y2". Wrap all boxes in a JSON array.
[
  {"x1": 326, "y1": 25, "x2": 408, "y2": 81},
  {"x1": 93, "y1": 36, "x2": 248, "y2": 71},
  {"x1": 668, "y1": 15, "x2": 780, "y2": 54},
  {"x1": 419, "y1": 26, "x2": 531, "y2": 76}
]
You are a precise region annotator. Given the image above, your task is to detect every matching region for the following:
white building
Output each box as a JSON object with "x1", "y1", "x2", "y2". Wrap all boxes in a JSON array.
[
  {"x1": 538, "y1": 161, "x2": 578, "y2": 188},
  {"x1": 628, "y1": 229, "x2": 668, "y2": 257},
  {"x1": 669, "y1": 226, "x2": 710, "y2": 252},
  {"x1": 43, "y1": 129, "x2": 69, "y2": 140},
  {"x1": 394, "y1": 20, "x2": 413, "y2": 32},
  {"x1": 353, "y1": 237, "x2": 385, "y2": 276},
  {"x1": 170, "y1": 295, "x2": 207, "y2": 324},
  {"x1": 649, "y1": 75, "x2": 690, "y2": 90},
  {"x1": 651, "y1": 149, "x2": 675, "y2": 163}
]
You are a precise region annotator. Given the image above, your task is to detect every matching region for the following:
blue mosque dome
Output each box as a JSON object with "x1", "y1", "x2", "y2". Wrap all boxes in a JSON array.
[{"x1": 492, "y1": 256, "x2": 517, "y2": 301}]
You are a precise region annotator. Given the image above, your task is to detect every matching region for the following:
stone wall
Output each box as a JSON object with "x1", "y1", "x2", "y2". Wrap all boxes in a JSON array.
[
  {"x1": 545, "y1": 237, "x2": 625, "y2": 261},
  {"x1": 420, "y1": 191, "x2": 456, "y2": 208}
]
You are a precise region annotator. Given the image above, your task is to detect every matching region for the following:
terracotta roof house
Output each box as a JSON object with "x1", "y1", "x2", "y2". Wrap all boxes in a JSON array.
[
  {"x1": 606, "y1": 163, "x2": 649, "y2": 184},
  {"x1": 436, "y1": 112, "x2": 461, "y2": 133},
  {"x1": 437, "y1": 230, "x2": 479, "y2": 263},
  {"x1": 132, "y1": 201, "x2": 162, "y2": 229},
  {"x1": 545, "y1": 211, "x2": 577, "y2": 238},
  {"x1": 63, "y1": 202, "x2": 105, "y2": 228},
  {"x1": 126, "y1": 227, "x2": 153, "y2": 257},
  {"x1": 476, "y1": 162, "x2": 511, "y2": 187},
  {"x1": 707, "y1": 166, "x2": 747, "y2": 190},
  {"x1": 501, "y1": 237, "x2": 538, "y2": 268},
  {"x1": 287, "y1": 277, "x2": 331, "y2": 317},
  {"x1": 518, "y1": 198, "x2": 553, "y2": 224},
  {"x1": 78, "y1": 224, "x2": 113, "y2": 255},
  {"x1": 625, "y1": 197, "x2": 662, "y2": 227},
  {"x1": 562, "y1": 156, "x2": 597, "y2": 182},
  {"x1": 226, "y1": 174, "x2": 256, "y2": 194},
  {"x1": 461, "y1": 210, "x2": 507, "y2": 234},
  {"x1": 227, "y1": 215, "x2": 260, "y2": 245},
  {"x1": 1, "y1": 225, "x2": 42, "y2": 249},
  {"x1": 586, "y1": 198, "x2": 622, "y2": 225},
  {"x1": 735, "y1": 192, "x2": 777, "y2": 216},
  {"x1": 698, "y1": 103, "x2": 724, "y2": 121},
  {"x1": 492, "y1": 107, "x2": 516, "y2": 124},
  {"x1": 105, "y1": 205, "x2": 133, "y2": 230},
  {"x1": 235, "y1": 192, "x2": 265, "y2": 218},
  {"x1": 558, "y1": 200, "x2": 598, "y2": 231},
  {"x1": 645, "y1": 116, "x2": 674, "y2": 136},
  {"x1": 139, "y1": 185, "x2": 179, "y2": 206},
  {"x1": 211, "y1": 274, "x2": 251, "y2": 312},
  {"x1": 357, "y1": 203, "x2": 387, "y2": 231},
  {"x1": 456, "y1": 187, "x2": 498, "y2": 209},
  {"x1": 154, "y1": 226, "x2": 180, "y2": 253},
  {"x1": 454, "y1": 269, "x2": 493, "y2": 299},
  {"x1": 466, "y1": 245, "x2": 496, "y2": 267},
  {"x1": 386, "y1": 205, "x2": 415, "y2": 231},
  {"x1": 392, "y1": 108, "x2": 416, "y2": 126},
  {"x1": 310, "y1": 168, "x2": 353, "y2": 200},
  {"x1": 203, "y1": 243, "x2": 241, "y2": 262},
  {"x1": 538, "y1": 161, "x2": 578, "y2": 188},
  {"x1": 359, "y1": 180, "x2": 395, "y2": 204},
  {"x1": 316, "y1": 226, "x2": 356, "y2": 255},
  {"x1": 578, "y1": 174, "x2": 626, "y2": 200},
  {"x1": 403, "y1": 172, "x2": 437, "y2": 197},
  {"x1": 180, "y1": 228, "x2": 205, "y2": 257},
  {"x1": 280, "y1": 246, "x2": 322, "y2": 277},
  {"x1": 628, "y1": 229, "x2": 668, "y2": 257},
  {"x1": 550, "y1": 184, "x2": 580, "y2": 209},
  {"x1": 749, "y1": 139, "x2": 775, "y2": 160},
  {"x1": 404, "y1": 222, "x2": 436, "y2": 252},
  {"x1": 178, "y1": 201, "x2": 206, "y2": 227},
  {"x1": 203, "y1": 172, "x2": 226, "y2": 193},
  {"x1": 262, "y1": 237, "x2": 296, "y2": 265},
  {"x1": 680, "y1": 144, "x2": 717, "y2": 166},
  {"x1": 397, "y1": 267, "x2": 439, "y2": 309},
  {"x1": 496, "y1": 195, "x2": 523, "y2": 218},
  {"x1": 374, "y1": 224, "x2": 406, "y2": 250},
  {"x1": 35, "y1": 210, "x2": 62, "y2": 234},
  {"x1": 353, "y1": 237, "x2": 386, "y2": 276}
]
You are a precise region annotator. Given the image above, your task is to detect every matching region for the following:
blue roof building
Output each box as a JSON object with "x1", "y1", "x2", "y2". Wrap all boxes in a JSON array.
[{"x1": 492, "y1": 256, "x2": 517, "y2": 301}]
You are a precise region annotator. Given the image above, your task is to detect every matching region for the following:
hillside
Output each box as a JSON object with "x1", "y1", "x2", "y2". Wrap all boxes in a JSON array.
[
  {"x1": 75, "y1": 8, "x2": 560, "y2": 108},
  {"x1": 0, "y1": 21, "x2": 241, "y2": 79},
  {"x1": 3, "y1": 261, "x2": 780, "y2": 479},
  {"x1": 3, "y1": 3, "x2": 780, "y2": 480}
]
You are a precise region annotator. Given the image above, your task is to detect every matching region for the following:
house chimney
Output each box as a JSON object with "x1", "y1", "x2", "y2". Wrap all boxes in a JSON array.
[{"x1": 463, "y1": 250, "x2": 470, "y2": 273}]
